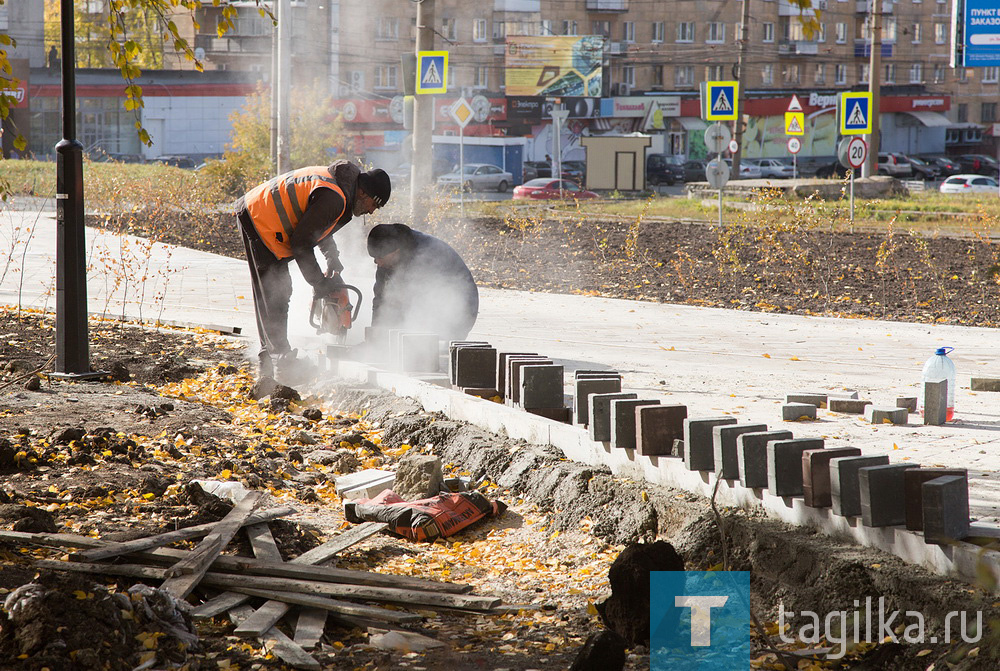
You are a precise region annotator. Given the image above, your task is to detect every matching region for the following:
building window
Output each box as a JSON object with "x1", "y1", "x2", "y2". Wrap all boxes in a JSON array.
[
  {"x1": 958, "y1": 103, "x2": 968, "y2": 123},
  {"x1": 706, "y1": 65, "x2": 724, "y2": 80},
  {"x1": 474, "y1": 66, "x2": 488, "y2": 89},
  {"x1": 374, "y1": 65, "x2": 398, "y2": 89},
  {"x1": 593, "y1": 21, "x2": 611, "y2": 38},
  {"x1": 983, "y1": 66, "x2": 1000, "y2": 83},
  {"x1": 537, "y1": 19, "x2": 551, "y2": 35},
  {"x1": 442, "y1": 18, "x2": 457, "y2": 41},
  {"x1": 836, "y1": 23, "x2": 847, "y2": 43},
  {"x1": 884, "y1": 16, "x2": 897, "y2": 42},
  {"x1": 909, "y1": 63, "x2": 923, "y2": 83},
  {"x1": 884, "y1": 63, "x2": 895, "y2": 83},
  {"x1": 621, "y1": 65, "x2": 635, "y2": 86},
  {"x1": 912, "y1": 23, "x2": 921, "y2": 43},
  {"x1": 677, "y1": 22, "x2": 695, "y2": 43},
  {"x1": 652, "y1": 64, "x2": 664, "y2": 85},
  {"x1": 623, "y1": 21, "x2": 635, "y2": 42},
  {"x1": 983, "y1": 103, "x2": 997, "y2": 123},
  {"x1": 473, "y1": 18, "x2": 488, "y2": 42},
  {"x1": 707, "y1": 22, "x2": 725, "y2": 43},
  {"x1": 934, "y1": 64, "x2": 945, "y2": 83},
  {"x1": 376, "y1": 17, "x2": 399, "y2": 41},
  {"x1": 835, "y1": 64, "x2": 847, "y2": 85},
  {"x1": 783, "y1": 64, "x2": 800, "y2": 84},
  {"x1": 493, "y1": 21, "x2": 506, "y2": 39},
  {"x1": 959, "y1": 67, "x2": 969, "y2": 82},
  {"x1": 815, "y1": 63, "x2": 826, "y2": 84},
  {"x1": 859, "y1": 64, "x2": 869, "y2": 84},
  {"x1": 652, "y1": 22, "x2": 664, "y2": 43},
  {"x1": 762, "y1": 64, "x2": 774, "y2": 85},
  {"x1": 763, "y1": 22, "x2": 774, "y2": 42},
  {"x1": 935, "y1": 22, "x2": 946, "y2": 44},
  {"x1": 675, "y1": 65, "x2": 694, "y2": 86},
  {"x1": 818, "y1": 23, "x2": 826, "y2": 42},
  {"x1": 782, "y1": 18, "x2": 805, "y2": 42},
  {"x1": 563, "y1": 20, "x2": 578, "y2": 36}
]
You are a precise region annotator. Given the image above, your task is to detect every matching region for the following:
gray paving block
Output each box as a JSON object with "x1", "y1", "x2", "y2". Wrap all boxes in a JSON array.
[
  {"x1": 506, "y1": 357, "x2": 552, "y2": 405},
  {"x1": 589, "y1": 393, "x2": 638, "y2": 442},
  {"x1": 520, "y1": 364, "x2": 565, "y2": 410},
  {"x1": 636, "y1": 405, "x2": 688, "y2": 457},
  {"x1": 971, "y1": 377, "x2": 1000, "y2": 392},
  {"x1": 783, "y1": 403, "x2": 817, "y2": 421},
  {"x1": 904, "y1": 468, "x2": 969, "y2": 531},
  {"x1": 896, "y1": 397, "x2": 918, "y2": 413},
  {"x1": 802, "y1": 447, "x2": 862, "y2": 508},
  {"x1": 828, "y1": 398, "x2": 872, "y2": 414},
  {"x1": 923, "y1": 379, "x2": 948, "y2": 426},
  {"x1": 495, "y1": 352, "x2": 537, "y2": 400},
  {"x1": 448, "y1": 341, "x2": 489, "y2": 384},
  {"x1": 400, "y1": 333, "x2": 441, "y2": 373},
  {"x1": 864, "y1": 405, "x2": 908, "y2": 425},
  {"x1": 785, "y1": 393, "x2": 827, "y2": 408},
  {"x1": 713, "y1": 423, "x2": 768, "y2": 480},
  {"x1": 923, "y1": 476, "x2": 971, "y2": 544},
  {"x1": 683, "y1": 417, "x2": 737, "y2": 472},
  {"x1": 610, "y1": 399, "x2": 660, "y2": 450},
  {"x1": 828, "y1": 390, "x2": 861, "y2": 400},
  {"x1": 574, "y1": 370, "x2": 622, "y2": 380},
  {"x1": 830, "y1": 455, "x2": 891, "y2": 517},
  {"x1": 767, "y1": 439, "x2": 824, "y2": 497},
  {"x1": 453, "y1": 345, "x2": 496, "y2": 388},
  {"x1": 859, "y1": 463, "x2": 921, "y2": 527},
  {"x1": 737, "y1": 430, "x2": 793, "y2": 488},
  {"x1": 574, "y1": 377, "x2": 623, "y2": 425}
]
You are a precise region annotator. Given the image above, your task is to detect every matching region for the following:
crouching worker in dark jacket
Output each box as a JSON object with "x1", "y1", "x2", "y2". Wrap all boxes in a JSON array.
[{"x1": 366, "y1": 223, "x2": 478, "y2": 341}]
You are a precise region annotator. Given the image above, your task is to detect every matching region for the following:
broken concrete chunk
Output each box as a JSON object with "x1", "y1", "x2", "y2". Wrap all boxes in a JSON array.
[{"x1": 392, "y1": 454, "x2": 445, "y2": 500}]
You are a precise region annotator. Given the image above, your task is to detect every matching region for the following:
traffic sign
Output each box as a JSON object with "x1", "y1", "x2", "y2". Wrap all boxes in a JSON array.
[
  {"x1": 785, "y1": 112, "x2": 805, "y2": 136},
  {"x1": 416, "y1": 51, "x2": 448, "y2": 94},
  {"x1": 788, "y1": 94, "x2": 803, "y2": 112},
  {"x1": 701, "y1": 81, "x2": 739, "y2": 121},
  {"x1": 471, "y1": 95, "x2": 491, "y2": 123},
  {"x1": 728, "y1": 139, "x2": 739, "y2": 154},
  {"x1": 839, "y1": 92, "x2": 872, "y2": 135},
  {"x1": 838, "y1": 137, "x2": 868, "y2": 169},
  {"x1": 787, "y1": 137, "x2": 801, "y2": 154},
  {"x1": 704, "y1": 123, "x2": 732, "y2": 153},
  {"x1": 449, "y1": 97, "x2": 473, "y2": 128},
  {"x1": 705, "y1": 158, "x2": 731, "y2": 189}
]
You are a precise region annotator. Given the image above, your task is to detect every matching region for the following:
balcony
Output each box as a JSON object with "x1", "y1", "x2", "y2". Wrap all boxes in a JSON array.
[
  {"x1": 778, "y1": 40, "x2": 819, "y2": 55},
  {"x1": 854, "y1": 40, "x2": 894, "y2": 58},
  {"x1": 586, "y1": 0, "x2": 628, "y2": 11},
  {"x1": 608, "y1": 41, "x2": 625, "y2": 55},
  {"x1": 856, "y1": 0, "x2": 894, "y2": 13}
]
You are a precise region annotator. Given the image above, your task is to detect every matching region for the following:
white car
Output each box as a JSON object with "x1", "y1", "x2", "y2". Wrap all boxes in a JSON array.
[
  {"x1": 436, "y1": 163, "x2": 514, "y2": 192},
  {"x1": 939, "y1": 174, "x2": 999, "y2": 194},
  {"x1": 723, "y1": 159, "x2": 763, "y2": 179},
  {"x1": 751, "y1": 158, "x2": 795, "y2": 179}
]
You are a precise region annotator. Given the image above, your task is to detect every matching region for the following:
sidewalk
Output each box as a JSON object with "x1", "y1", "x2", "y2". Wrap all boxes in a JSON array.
[{"x1": 3, "y1": 198, "x2": 1000, "y2": 529}]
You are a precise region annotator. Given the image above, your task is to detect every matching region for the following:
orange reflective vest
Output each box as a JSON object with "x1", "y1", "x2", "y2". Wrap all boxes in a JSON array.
[{"x1": 244, "y1": 166, "x2": 347, "y2": 259}]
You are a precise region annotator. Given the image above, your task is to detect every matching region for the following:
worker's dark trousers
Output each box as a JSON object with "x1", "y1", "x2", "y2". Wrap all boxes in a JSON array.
[{"x1": 238, "y1": 212, "x2": 292, "y2": 376}]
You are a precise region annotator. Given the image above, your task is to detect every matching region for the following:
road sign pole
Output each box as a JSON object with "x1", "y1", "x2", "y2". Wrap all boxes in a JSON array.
[
  {"x1": 459, "y1": 123, "x2": 465, "y2": 220},
  {"x1": 717, "y1": 149, "x2": 723, "y2": 226},
  {"x1": 850, "y1": 171, "x2": 855, "y2": 228},
  {"x1": 410, "y1": 0, "x2": 436, "y2": 224}
]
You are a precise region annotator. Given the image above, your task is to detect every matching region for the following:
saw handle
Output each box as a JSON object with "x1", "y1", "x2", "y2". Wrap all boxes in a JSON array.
[{"x1": 309, "y1": 283, "x2": 363, "y2": 330}]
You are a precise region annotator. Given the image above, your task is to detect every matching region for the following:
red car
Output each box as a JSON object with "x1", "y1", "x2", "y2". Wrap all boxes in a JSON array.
[{"x1": 512, "y1": 178, "x2": 598, "y2": 200}]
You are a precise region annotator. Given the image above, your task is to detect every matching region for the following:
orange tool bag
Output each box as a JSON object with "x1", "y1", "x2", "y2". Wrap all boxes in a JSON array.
[{"x1": 345, "y1": 490, "x2": 507, "y2": 542}]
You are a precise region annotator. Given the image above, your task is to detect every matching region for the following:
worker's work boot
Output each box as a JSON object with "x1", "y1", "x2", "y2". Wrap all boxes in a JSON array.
[{"x1": 274, "y1": 350, "x2": 315, "y2": 387}]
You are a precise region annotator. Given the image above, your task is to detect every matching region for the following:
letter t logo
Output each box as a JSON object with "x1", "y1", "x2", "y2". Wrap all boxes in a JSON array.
[{"x1": 675, "y1": 595, "x2": 729, "y2": 646}]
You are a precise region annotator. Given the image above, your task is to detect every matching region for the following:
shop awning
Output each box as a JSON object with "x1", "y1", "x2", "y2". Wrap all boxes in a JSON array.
[
  {"x1": 902, "y1": 111, "x2": 952, "y2": 127},
  {"x1": 675, "y1": 116, "x2": 708, "y2": 131}
]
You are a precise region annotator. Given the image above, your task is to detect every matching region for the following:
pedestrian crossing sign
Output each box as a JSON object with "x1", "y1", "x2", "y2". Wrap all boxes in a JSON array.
[
  {"x1": 701, "y1": 81, "x2": 739, "y2": 121},
  {"x1": 416, "y1": 51, "x2": 448, "y2": 94},
  {"x1": 839, "y1": 92, "x2": 872, "y2": 135},
  {"x1": 785, "y1": 111, "x2": 805, "y2": 136}
]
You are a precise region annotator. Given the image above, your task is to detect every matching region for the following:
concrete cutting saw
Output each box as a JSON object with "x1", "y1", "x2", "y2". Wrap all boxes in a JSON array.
[{"x1": 309, "y1": 283, "x2": 362, "y2": 344}]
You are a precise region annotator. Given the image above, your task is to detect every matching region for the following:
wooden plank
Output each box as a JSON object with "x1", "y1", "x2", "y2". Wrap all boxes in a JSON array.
[
  {"x1": 294, "y1": 609, "x2": 327, "y2": 651},
  {"x1": 245, "y1": 522, "x2": 284, "y2": 562},
  {"x1": 228, "y1": 604, "x2": 320, "y2": 671},
  {"x1": 293, "y1": 522, "x2": 386, "y2": 564},
  {"x1": 192, "y1": 591, "x2": 251, "y2": 619},
  {"x1": 162, "y1": 491, "x2": 264, "y2": 599},
  {"x1": 69, "y1": 505, "x2": 295, "y2": 563},
  {"x1": 228, "y1": 587, "x2": 421, "y2": 627}
]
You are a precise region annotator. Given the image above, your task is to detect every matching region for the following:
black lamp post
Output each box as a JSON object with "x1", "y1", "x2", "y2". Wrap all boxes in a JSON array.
[{"x1": 53, "y1": 0, "x2": 94, "y2": 377}]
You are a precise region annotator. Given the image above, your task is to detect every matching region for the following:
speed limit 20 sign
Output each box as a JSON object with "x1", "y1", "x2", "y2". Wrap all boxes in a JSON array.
[{"x1": 838, "y1": 137, "x2": 868, "y2": 170}]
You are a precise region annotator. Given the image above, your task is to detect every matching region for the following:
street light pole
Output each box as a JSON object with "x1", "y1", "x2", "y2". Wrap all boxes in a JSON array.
[
  {"x1": 53, "y1": 0, "x2": 92, "y2": 376},
  {"x1": 732, "y1": 0, "x2": 751, "y2": 176},
  {"x1": 864, "y1": 0, "x2": 882, "y2": 178}
]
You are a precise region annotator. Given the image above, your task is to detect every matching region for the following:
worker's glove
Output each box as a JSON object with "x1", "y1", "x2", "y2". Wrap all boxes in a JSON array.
[{"x1": 315, "y1": 274, "x2": 346, "y2": 297}]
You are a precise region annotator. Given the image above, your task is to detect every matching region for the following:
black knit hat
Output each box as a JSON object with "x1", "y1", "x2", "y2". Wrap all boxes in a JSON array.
[
  {"x1": 367, "y1": 223, "x2": 412, "y2": 258},
  {"x1": 358, "y1": 168, "x2": 391, "y2": 208}
]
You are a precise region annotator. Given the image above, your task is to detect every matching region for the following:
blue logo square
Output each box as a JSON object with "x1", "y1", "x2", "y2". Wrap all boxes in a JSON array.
[{"x1": 651, "y1": 571, "x2": 755, "y2": 670}]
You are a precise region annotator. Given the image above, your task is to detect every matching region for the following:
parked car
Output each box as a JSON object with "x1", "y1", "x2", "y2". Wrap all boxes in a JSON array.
[
  {"x1": 436, "y1": 163, "x2": 513, "y2": 192},
  {"x1": 512, "y1": 178, "x2": 598, "y2": 200},
  {"x1": 877, "y1": 153, "x2": 913, "y2": 177},
  {"x1": 682, "y1": 160, "x2": 708, "y2": 182},
  {"x1": 523, "y1": 160, "x2": 552, "y2": 180},
  {"x1": 723, "y1": 159, "x2": 762, "y2": 179},
  {"x1": 955, "y1": 154, "x2": 999, "y2": 176},
  {"x1": 920, "y1": 155, "x2": 962, "y2": 177},
  {"x1": 153, "y1": 155, "x2": 197, "y2": 169},
  {"x1": 939, "y1": 174, "x2": 999, "y2": 194},
  {"x1": 815, "y1": 160, "x2": 850, "y2": 179},
  {"x1": 749, "y1": 158, "x2": 795, "y2": 179},
  {"x1": 646, "y1": 154, "x2": 684, "y2": 185},
  {"x1": 900, "y1": 156, "x2": 940, "y2": 181},
  {"x1": 560, "y1": 160, "x2": 586, "y2": 184}
]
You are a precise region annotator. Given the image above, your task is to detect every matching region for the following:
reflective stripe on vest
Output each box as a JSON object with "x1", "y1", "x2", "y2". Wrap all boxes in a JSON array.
[{"x1": 244, "y1": 166, "x2": 346, "y2": 259}]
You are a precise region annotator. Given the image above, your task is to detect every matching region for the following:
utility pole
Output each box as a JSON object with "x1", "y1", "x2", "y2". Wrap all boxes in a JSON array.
[
  {"x1": 732, "y1": 0, "x2": 751, "y2": 176},
  {"x1": 270, "y1": 15, "x2": 278, "y2": 174},
  {"x1": 863, "y1": 0, "x2": 882, "y2": 178},
  {"x1": 410, "y1": 0, "x2": 435, "y2": 224},
  {"x1": 276, "y1": 0, "x2": 291, "y2": 174}
]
